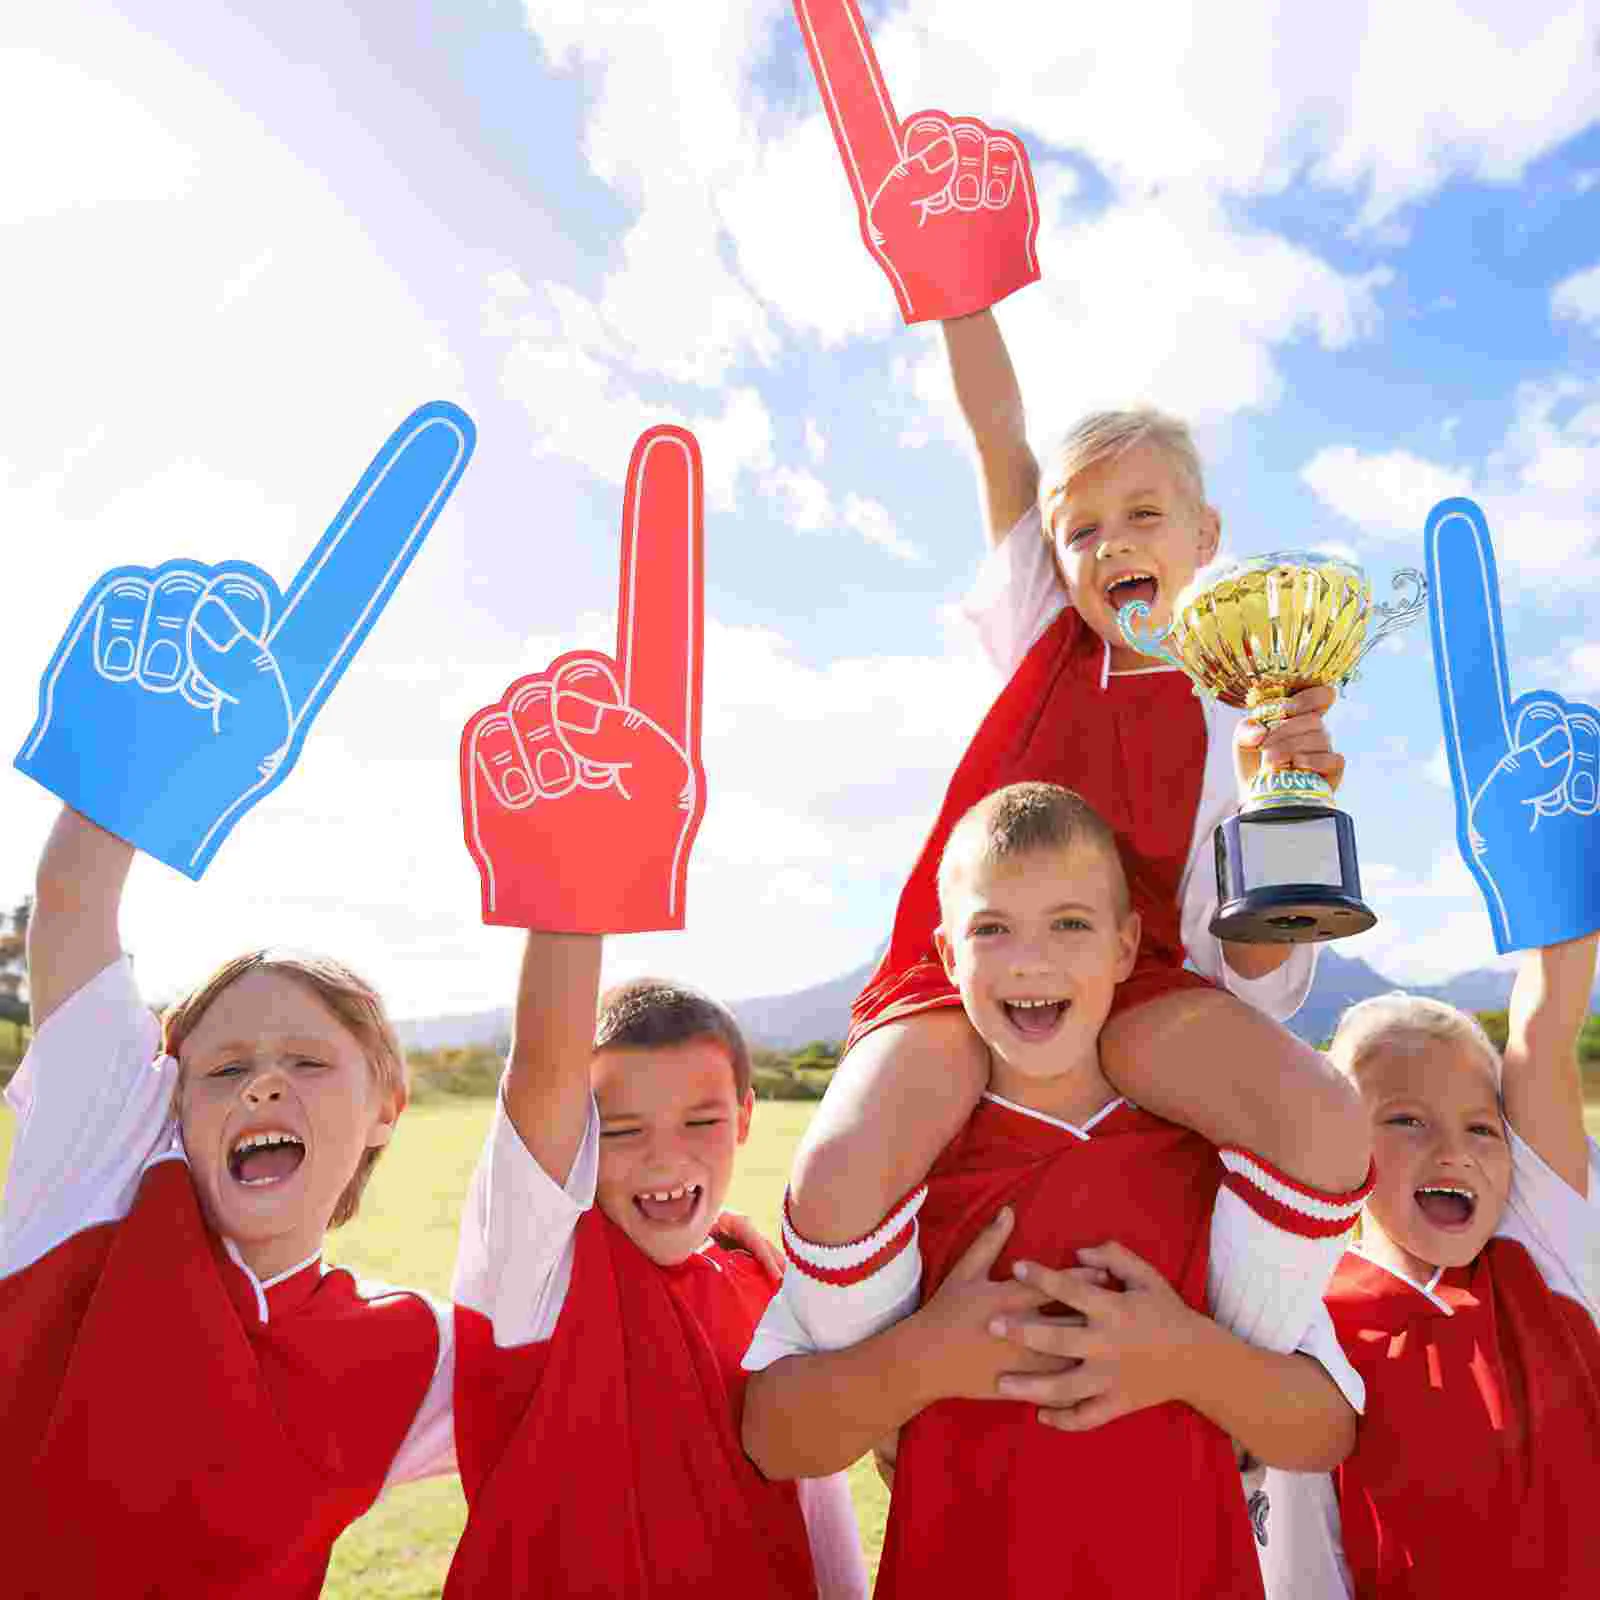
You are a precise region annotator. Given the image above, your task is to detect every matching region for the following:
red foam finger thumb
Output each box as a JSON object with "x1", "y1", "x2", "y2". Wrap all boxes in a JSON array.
[{"x1": 554, "y1": 694, "x2": 659, "y2": 767}]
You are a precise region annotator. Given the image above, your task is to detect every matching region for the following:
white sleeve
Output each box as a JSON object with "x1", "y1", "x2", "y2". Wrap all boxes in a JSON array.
[
  {"x1": 449, "y1": 1086, "x2": 599, "y2": 1348},
  {"x1": 1206, "y1": 1182, "x2": 1365, "y2": 1413},
  {"x1": 1178, "y1": 699, "x2": 1317, "y2": 1022},
  {"x1": 796, "y1": 1472, "x2": 869, "y2": 1600},
  {"x1": 0, "y1": 957, "x2": 180, "y2": 1278},
  {"x1": 1495, "y1": 1125, "x2": 1600, "y2": 1323},
  {"x1": 958, "y1": 504, "x2": 1068, "y2": 680},
  {"x1": 380, "y1": 1295, "x2": 457, "y2": 1491},
  {"x1": 1255, "y1": 1470, "x2": 1352, "y2": 1599}
]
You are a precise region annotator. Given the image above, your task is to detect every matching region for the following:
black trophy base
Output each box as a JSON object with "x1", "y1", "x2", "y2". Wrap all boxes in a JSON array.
[{"x1": 1210, "y1": 804, "x2": 1376, "y2": 945}]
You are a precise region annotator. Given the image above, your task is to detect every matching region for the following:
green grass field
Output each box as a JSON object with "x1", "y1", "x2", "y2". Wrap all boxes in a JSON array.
[
  {"x1": 4, "y1": 1095, "x2": 1597, "y2": 1597},
  {"x1": 0, "y1": 1097, "x2": 889, "y2": 1597}
]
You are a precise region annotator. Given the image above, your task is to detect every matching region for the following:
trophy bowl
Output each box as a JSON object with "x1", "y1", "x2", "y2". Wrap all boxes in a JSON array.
[{"x1": 1120, "y1": 551, "x2": 1426, "y2": 943}]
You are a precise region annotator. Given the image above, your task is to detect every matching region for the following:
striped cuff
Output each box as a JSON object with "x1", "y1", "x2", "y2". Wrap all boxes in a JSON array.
[
  {"x1": 780, "y1": 1184, "x2": 928, "y2": 1288},
  {"x1": 1218, "y1": 1148, "x2": 1374, "y2": 1241}
]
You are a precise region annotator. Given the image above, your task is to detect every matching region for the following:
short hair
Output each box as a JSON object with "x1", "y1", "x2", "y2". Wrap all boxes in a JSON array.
[
  {"x1": 937, "y1": 782, "x2": 1129, "y2": 917},
  {"x1": 1039, "y1": 407, "x2": 1206, "y2": 543},
  {"x1": 162, "y1": 950, "x2": 408, "y2": 1229},
  {"x1": 1327, "y1": 992, "x2": 1502, "y2": 1092},
  {"x1": 594, "y1": 978, "x2": 752, "y2": 1101}
]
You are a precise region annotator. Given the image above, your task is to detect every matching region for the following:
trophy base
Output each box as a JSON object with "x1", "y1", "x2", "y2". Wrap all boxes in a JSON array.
[{"x1": 1210, "y1": 805, "x2": 1376, "y2": 945}]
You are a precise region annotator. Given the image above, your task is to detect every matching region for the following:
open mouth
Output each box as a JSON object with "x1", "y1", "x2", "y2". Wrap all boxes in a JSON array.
[
  {"x1": 1413, "y1": 1184, "x2": 1477, "y2": 1230},
  {"x1": 633, "y1": 1183, "x2": 703, "y2": 1228},
  {"x1": 1104, "y1": 572, "x2": 1158, "y2": 615},
  {"x1": 228, "y1": 1130, "x2": 307, "y2": 1187},
  {"x1": 1002, "y1": 998, "x2": 1069, "y2": 1041}
]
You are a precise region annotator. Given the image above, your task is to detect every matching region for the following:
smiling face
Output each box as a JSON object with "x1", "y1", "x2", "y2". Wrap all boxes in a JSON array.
[
  {"x1": 1044, "y1": 440, "x2": 1221, "y2": 669},
  {"x1": 592, "y1": 1037, "x2": 753, "y2": 1267},
  {"x1": 1352, "y1": 1034, "x2": 1511, "y2": 1282},
  {"x1": 936, "y1": 841, "x2": 1139, "y2": 1120},
  {"x1": 176, "y1": 969, "x2": 399, "y2": 1281}
]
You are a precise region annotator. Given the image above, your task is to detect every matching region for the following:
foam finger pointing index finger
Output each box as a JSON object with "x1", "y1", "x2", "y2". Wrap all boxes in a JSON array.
[
  {"x1": 793, "y1": 0, "x2": 905, "y2": 207},
  {"x1": 1426, "y1": 498, "x2": 1515, "y2": 803},
  {"x1": 615, "y1": 427, "x2": 703, "y2": 760}
]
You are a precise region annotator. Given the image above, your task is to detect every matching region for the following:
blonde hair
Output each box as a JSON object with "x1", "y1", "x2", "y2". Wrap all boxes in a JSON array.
[
  {"x1": 1039, "y1": 408, "x2": 1206, "y2": 543},
  {"x1": 1328, "y1": 991, "x2": 1502, "y2": 1092},
  {"x1": 938, "y1": 782, "x2": 1129, "y2": 916},
  {"x1": 163, "y1": 950, "x2": 409, "y2": 1228}
]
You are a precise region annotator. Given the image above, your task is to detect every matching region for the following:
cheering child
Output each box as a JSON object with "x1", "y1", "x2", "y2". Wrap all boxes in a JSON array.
[
  {"x1": 784, "y1": 307, "x2": 1372, "y2": 1366},
  {"x1": 0, "y1": 807, "x2": 455, "y2": 1598},
  {"x1": 1258, "y1": 932, "x2": 1600, "y2": 1595},
  {"x1": 745, "y1": 783, "x2": 1368, "y2": 1599}
]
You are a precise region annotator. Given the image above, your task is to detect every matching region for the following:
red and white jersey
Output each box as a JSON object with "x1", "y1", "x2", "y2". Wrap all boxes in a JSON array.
[
  {"x1": 747, "y1": 1094, "x2": 1366, "y2": 1599},
  {"x1": 447, "y1": 1094, "x2": 867, "y2": 1599},
  {"x1": 1258, "y1": 1131, "x2": 1600, "y2": 1598},
  {"x1": 0, "y1": 958, "x2": 452, "y2": 1599},
  {"x1": 961, "y1": 507, "x2": 1319, "y2": 1017}
]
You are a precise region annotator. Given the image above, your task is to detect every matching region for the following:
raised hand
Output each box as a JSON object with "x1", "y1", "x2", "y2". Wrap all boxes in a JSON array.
[
  {"x1": 461, "y1": 427, "x2": 706, "y2": 933},
  {"x1": 16, "y1": 403, "x2": 475, "y2": 878},
  {"x1": 793, "y1": 0, "x2": 1040, "y2": 323},
  {"x1": 1426, "y1": 497, "x2": 1600, "y2": 953}
]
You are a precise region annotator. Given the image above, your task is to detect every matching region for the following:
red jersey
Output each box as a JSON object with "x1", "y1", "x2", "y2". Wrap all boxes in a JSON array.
[
  {"x1": 848, "y1": 603, "x2": 1215, "y2": 1052},
  {"x1": 874, "y1": 1095, "x2": 1264, "y2": 1599},
  {"x1": 448, "y1": 1205, "x2": 818, "y2": 1598},
  {"x1": 1328, "y1": 1242, "x2": 1600, "y2": 1595},
  {"x1": 0, "y1": 1157, "x2": 440, "y2": 1600}
]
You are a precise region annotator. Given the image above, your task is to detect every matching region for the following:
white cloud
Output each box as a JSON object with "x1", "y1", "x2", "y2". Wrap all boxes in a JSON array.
[
  {"x1": 1553, "y1": 263, "x2": 1600, "y2": 331},
  {"x1": 870, "y1": 0, "x2": 1600, "y2": 227},
  {"x1": 1299, "y1": 447, "x2": 1474, "y2": 540},
  {"x1": 841, "y1": 493, "x2": 927, "y2": 565},
  {"x1": 805, "y1": 418, "x2": 827, "y2": 464},
  {"x1": 1301, "y1": 378, "x2": 1600, "y2": 579},
  {"x1": 765, "y1": 465, "x2": 834, "y2": 531}
]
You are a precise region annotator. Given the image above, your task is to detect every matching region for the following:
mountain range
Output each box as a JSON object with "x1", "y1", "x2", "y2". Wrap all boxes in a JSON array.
[{"x1": 396, "y1": 946, "x2": 1593, "y2": 1054}]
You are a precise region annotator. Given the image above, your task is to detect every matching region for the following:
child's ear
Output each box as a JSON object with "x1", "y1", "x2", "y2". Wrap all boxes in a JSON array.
[
  {"x1": 735, "y1": 1088, "x2": 754, "y2": 1146},
  {"x1": 1197, "y1": 504, "x2": 1222, "y2": 566},
  {"x1": 366, "y1": 1082, "x2": 405, "y2": 1150},
  {"x1": 933, "y1": 925, "x2": 958, "y2": 983},
  {"x1": 1115, "y1": 910, "x2": 1142, "y2": 982}
]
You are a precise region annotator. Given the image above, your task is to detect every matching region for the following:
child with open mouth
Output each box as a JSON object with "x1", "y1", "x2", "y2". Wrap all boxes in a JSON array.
[
  {"x1": 0, "y1": 804, "x2": 456, "y2": 1598},
  {"x1": 1258, "y1": 931, "x2": 1600, "y2": 1595}
]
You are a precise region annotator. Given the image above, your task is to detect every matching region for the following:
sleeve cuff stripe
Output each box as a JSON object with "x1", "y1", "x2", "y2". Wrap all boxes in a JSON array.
[
  {"x1": 780, "y1": 1184, "x2": 928, "y2": 1272},
  {"x1": 1219, "y1": 1149, "x2": 1375, "y2": 1225},
  {"x1": 781, "y1": 1215, "x2": 918, "y2": 1287}
]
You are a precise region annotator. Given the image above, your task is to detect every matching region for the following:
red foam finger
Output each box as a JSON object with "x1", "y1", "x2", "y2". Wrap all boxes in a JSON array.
[
  {"x1": 508, "y1": 677, "x2": 578, "y2": 799},
  {"x1": 983, "y1": 134, "x2": 1022, "y2": 210},
  {"x1": 948, "y1": 120, "x2": 988, "y2": 213},
  {"x1": 793, "y1": 0, "x2": 905, "y2": 210},
  {"x1": 614, "y1": 428, "x2": 703, "y2": 766},
  {"x1": 469, "y1": 708, "x2": 538, "y2": 811}
]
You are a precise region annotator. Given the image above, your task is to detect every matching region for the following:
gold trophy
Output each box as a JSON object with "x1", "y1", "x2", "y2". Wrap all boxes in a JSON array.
[{"x1": 1119, "y1": 553, "x2": 1426, "y2": 943}]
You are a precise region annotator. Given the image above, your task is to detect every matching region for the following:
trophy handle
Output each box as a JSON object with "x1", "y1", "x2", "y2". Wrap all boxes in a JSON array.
[
  {"x1": 1117, "y1": 599, "x2": 1184, "y2": 669},
  {"x1": 1348, "y1": 569, "x2": 1427, "y2": 678}
]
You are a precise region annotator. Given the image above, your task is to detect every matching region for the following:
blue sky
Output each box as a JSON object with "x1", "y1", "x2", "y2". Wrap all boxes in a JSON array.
[{"x1": 3, "y1": 1, "x2": 1597, "y2": 1018}]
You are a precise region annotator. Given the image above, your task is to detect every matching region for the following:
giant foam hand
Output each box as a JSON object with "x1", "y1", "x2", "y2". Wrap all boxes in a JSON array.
[
  {"x1": 16, "y1": 403, "x2": 475, "y2": 879},
  {"x1": 1427, "y1": 497, "x2": 1600, "y2": 952},
  {"x1": 461, "y1": 427, "x2": 706, "y2": 933},
  {"x1": 793, "y1": 0, "x2": 1041, "y2": 323}
]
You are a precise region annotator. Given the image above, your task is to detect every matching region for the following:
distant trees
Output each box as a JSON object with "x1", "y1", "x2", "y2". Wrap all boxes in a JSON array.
[{"x1": 0, "y1": 898, "x2": 30, "y2": 1077}]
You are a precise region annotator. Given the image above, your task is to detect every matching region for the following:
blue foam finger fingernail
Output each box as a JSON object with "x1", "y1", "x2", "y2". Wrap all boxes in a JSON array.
[{"x1": 193, "y1": 597, "x2": 245, "y2": 653}]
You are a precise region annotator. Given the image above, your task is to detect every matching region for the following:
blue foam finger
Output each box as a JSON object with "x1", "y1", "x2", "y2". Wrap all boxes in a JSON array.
[
  {"x1": 1425, "y1": 497, "x2": 1600, "y2": 951},
  {"x1": 14, "y1": 402, "x2": 477, "y2": 878}
]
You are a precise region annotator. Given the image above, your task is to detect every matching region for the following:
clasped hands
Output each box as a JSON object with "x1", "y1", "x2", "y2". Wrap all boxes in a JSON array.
[{"x1": 914, "y1": 1207, "x2": 1206, "y2": 1432}]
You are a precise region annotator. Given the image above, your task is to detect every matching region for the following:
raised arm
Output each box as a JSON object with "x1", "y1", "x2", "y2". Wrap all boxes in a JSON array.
[
  {"x1": 501, "y1": 933, "x2": 603, "y2": 1185},
  {"x1": 1502, "y1": 932, "x2": 1597, "y2": 1197},
  {"x1": 29, "y1": 807, "x2": 134, "y2": 1030},
  {"x1": 941, "y1": 310, "x2": 1039, "y2": 546}
]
